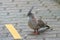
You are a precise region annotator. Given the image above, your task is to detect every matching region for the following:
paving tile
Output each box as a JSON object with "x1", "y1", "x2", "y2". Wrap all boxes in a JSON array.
[{"x1": 0, "y1": 0, "x2": 60, "y2": 40}]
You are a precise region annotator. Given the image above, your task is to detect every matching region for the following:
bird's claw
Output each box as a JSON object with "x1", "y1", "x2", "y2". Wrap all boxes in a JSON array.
[{"x1": 33, "y1": 31, "x2": 40, "y2": 35}]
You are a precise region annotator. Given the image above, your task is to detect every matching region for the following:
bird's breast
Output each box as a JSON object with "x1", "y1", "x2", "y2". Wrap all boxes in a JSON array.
[{"x1": 28, "y1": 19, "x2": 38, "y2": 29}]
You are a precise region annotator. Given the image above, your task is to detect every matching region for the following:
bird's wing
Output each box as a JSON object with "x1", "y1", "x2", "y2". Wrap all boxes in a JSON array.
[{"x1": 37, "y1": 19, "x2": 46, "y2": 27}]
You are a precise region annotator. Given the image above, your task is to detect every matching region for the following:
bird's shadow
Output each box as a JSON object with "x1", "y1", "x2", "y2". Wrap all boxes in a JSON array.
[{"x1": 28, "y1": 28, "x2": 52, "y2": 35}]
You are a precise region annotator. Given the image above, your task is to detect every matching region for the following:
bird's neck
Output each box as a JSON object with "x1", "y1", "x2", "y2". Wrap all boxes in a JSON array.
[{"x1": 29, "y1": 15, "x2": 37, "y2": 21}]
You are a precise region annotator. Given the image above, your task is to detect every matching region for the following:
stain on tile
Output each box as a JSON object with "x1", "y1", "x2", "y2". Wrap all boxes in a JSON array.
[
  {"x1": 35, "y1": 11, "x2": 38, "y2": 14},
  {"x1": 26, "y1": 1, "x2": 30, "y2": 4},
  {"x1": 6, "y1": 33, "x2": 9, "y2": 37},
  {"x1": 2, "y1": 27, "x2": 5, "y2": 30},
  {"x1": 58, "y1": 2, "x2": 60, "y2": 4},
  {"x1": 54, "y1": 0, "x2": 60, "y2": 4},
  {"x1": 51, "y1": 14, "x2": 54, "y2": 16},
  {"x1": 42, "y1": 4, "x2": 45, "y2": 7},
  {"x1": 39, "y1": 16, "x2": 42, "y2": 19},
  {"x1": 23, "y1": 14, "x2": 26, "y2": 17},
  {"x1": 15, "y1": 23, "x2": 18, "y2": 26},
  {"x1": 11, "y1": 0, "x2": 15, "y2": 2},
  {"x1": 19, "y1": 9, "x2": 22, "y2": 12},
  {"x1": 4, "y1": 7, "x2": 6, "y2": 10},
  {"x1": 38, "y1": 0, "x2": 41, "y2": 1},
  {"x1": 43, "y1": 38, "x2": 45, "y2": 40},
  {"x1": 7, "y1": 12, "x2": 10, "y2": 15},
  {"x1": 47, "y1": 9, "x2": 52, "y2": 13},
  {"x1": 57, "y1": 18, "x2": 60, "y2": 21},
  {"x1": 39, "y1": 1, "x2": 43, "y2": 4},
  {"x1": 19, "y1": 29, "x2": 22, "y2": 32},
  {"x1": 45, "y1": 5, "x2": 48, "y2": 8},
  {"x1": 15, "y1": 4, "x2": 18, "y2": 7},
  {"x1": 54, "y1": 16, "x2": 57, "y2": 19},
  {"x1": 0, "y1": 2, "x2": 3, "y2": 6}
]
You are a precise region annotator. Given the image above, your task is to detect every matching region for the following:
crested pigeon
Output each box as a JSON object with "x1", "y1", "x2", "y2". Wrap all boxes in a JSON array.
[{"x1": 27, "y1": 6, "x2": 50, "y2": 35}]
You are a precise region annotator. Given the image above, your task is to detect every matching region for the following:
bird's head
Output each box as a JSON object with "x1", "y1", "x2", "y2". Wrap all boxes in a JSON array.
[{"x1": 27, "y1": 12, "x2": 34, "y2": 17}]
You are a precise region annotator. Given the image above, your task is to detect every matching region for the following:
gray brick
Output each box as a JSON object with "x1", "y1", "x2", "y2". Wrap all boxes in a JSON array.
[
  {"x1": 46, "y1": 38, "x2": 60, "y2": 40},
  {"x1": 0, "y1": 0, "x2": 60, "y2": 40},
  {"x1": 0, "y1": 37, "x2": 13, "y2": 40}
]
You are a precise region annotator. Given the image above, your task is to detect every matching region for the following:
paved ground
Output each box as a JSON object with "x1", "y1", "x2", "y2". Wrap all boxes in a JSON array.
[{"x1": 0, "y1": 0, "x2": 60, "y2": 40}]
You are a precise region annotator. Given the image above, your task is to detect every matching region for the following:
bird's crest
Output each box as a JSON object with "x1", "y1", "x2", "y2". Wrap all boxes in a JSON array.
[
  {"x1": 27, "y1": 6, "x2": 34, "y2": 16},
  {"x1": 28, "y1": 6, "x2": 34, "y2": 13}
]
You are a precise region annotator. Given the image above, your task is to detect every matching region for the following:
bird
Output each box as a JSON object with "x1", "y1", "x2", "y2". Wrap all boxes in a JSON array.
[{"x1": 27, "y1": 6, "x2": 50, "y2": 35}]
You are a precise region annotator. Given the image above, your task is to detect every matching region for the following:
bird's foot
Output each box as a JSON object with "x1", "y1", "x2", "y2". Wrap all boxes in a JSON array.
[{"x1": 33, "y1": 31, "x2": 40, "y2": 35}]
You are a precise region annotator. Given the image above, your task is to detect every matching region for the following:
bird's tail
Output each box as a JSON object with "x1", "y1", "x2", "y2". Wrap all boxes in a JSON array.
[{"x1": 46, "y1": 25, "x2": 50, "y2": 29}]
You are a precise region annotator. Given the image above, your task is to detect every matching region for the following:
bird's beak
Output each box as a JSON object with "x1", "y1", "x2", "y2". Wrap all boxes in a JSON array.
[
  {"x1": 27, "y1": 13, "x2": 30, "y2": 16},
  {"x1": 27, "y1": 13, "x2": 29, "y2": 17}
]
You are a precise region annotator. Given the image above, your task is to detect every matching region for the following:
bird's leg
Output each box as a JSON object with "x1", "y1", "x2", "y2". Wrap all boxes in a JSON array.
[
  {"x1": 34, "y1": 29, "x2": 39, "y2": 35},
  {"x1": 36, "y1": 29, "x2": 40, "y2": 34},
  {"x1": 32, "y1": 30, "x2": 36, "y2": 34}
]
